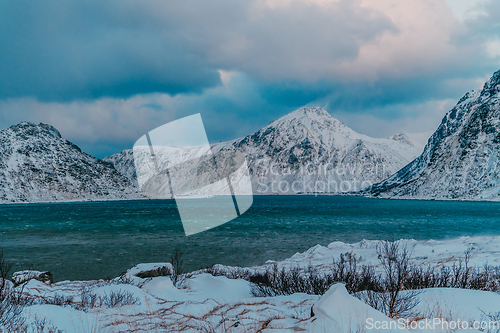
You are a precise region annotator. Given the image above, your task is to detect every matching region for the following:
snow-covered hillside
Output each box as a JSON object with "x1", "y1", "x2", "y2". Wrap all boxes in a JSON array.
[
  {"x1": 367, "y1": 69, "x2": 500, "y2": 200},
  {"x1": 106, "y1": 107, "x2": 424, "y2": 195},
  {"x1": 0, "y1": 122, "x2": 140, "y2": 203}
]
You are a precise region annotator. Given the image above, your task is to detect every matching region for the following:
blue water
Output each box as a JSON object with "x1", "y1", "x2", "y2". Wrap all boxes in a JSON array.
[{"x1": 1, "y1": 196, "x2": 500, "y2": 281}]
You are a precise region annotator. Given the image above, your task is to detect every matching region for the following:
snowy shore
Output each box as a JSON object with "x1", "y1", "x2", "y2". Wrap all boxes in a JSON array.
[{"x1": 6, "y1": 235, "x2": 500, "y2": 332}]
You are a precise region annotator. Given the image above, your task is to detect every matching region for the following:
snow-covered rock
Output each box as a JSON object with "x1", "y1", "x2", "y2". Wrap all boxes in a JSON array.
[
  {"x1": 125, "y1": 263, "x2": 173, "y2": 278},
  {"x1": 106, "y1": 107, "x2": 424, "y2": 195},
  {"x1": 0, "y1": 122, "x2": 141, "y2": 203},
  {"x1": 367, "y1": 69, "x2": 500, "y2": 200},
  {"x1": 307, "y1": 283, "x2": 408, "y2": 332},
  {"x1": 12, "y1": 270, "x2": 53, "y2": 286}
]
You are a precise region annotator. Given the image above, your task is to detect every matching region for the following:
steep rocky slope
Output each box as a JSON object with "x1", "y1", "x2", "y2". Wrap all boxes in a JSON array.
[{"x1": 367, "y1": 69, "x2": 500, "y2": 200}]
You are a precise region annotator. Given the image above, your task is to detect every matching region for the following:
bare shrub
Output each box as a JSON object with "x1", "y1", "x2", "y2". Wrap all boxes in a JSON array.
[
  {"x1": 332, "y1": 252, "x2": 380, "y2": 294},
  {"x1": 40, "y1": 287, "x2": 140, "y2": 311},
  {"x1": 203, "y1": 265, "x2": 251, "y2": 280},
  {"x1": 170, "y1": 247, "x2": 185, "y2": 287},
  {"x1": 479, "y1": 310, "x2": 500, "y2": 333},
  {"x1": 374, "y1": 240, "x2": 420, "y2": 319},
  {"x1": 403, "y1": 250, "x2": 500, "y2": 291},
  {"x1": 80, "y1": 289, "x2": 100, "y2": 310},
  {"x1": 250, "y1": 264, "x2": 336, "y2": 297},
  {"x1": 43, "y1": 294, "x2": 74, "y2": 307},
  {"x1": 102, "y1": 290, "x2": 139, "y2": 308},
  {"x1": 248, "y1": 252, "x2": 382, "y2": 297},
  {"x1": 308, "y1": 265, "x2": 335, "y2": 295},
  {"x1": 0, "y1": 249, "x2": 27, "y2": 331},
  {"x1": 32, "y1": 315, "x2": 64, "y2": 333},
  {"x1": 200, "y1": 240, "x2": 500, "y2": 320}
]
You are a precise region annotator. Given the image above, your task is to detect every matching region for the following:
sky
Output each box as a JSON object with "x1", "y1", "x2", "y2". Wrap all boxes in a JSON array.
[{"x1": 0, "y1": 0, "x2": 499, "y2": 158}]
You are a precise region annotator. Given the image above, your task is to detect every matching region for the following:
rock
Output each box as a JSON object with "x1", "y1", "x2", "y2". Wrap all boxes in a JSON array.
[
  {"x1": 135, "y1": 266, "x2": 172, "y2": 279},
  {"x1": 12, "y1": 270, "x2": 53, "y2": 286},
  {"x1": 125, "y1": 263, "x2": 173, "y2": 279}
]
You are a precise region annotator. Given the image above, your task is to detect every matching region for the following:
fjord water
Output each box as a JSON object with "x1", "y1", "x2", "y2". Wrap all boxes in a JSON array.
[{"x1": 1, "y1": 196, "x2": 500, "y2": 281}]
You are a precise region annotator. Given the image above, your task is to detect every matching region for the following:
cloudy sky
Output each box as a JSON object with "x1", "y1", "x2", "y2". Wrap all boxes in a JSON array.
[{"x1": 1, "y1": 0, "x2": 499, "y2": 157}]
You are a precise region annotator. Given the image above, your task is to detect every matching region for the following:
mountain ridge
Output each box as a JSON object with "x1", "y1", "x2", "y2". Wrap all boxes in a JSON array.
[
  {"x1": 366, "y1": 69, "x2": 500, "y2": 200},
  {"x1": 0, "y1": 107, "x2": 431, "y2": 202}
]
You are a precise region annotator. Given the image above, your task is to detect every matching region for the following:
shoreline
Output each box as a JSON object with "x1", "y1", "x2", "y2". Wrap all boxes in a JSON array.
[
  {"x1": 2, "y1": 192, "x2": 500, "y2": 205},
  {"x1": 13, "y1": 234, "x2": 500, "y2": 284}
]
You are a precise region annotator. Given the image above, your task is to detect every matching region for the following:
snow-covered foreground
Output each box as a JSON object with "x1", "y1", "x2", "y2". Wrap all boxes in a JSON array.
[{"x1": 9, "y1": 235, "x2": 500, "y2": 332}]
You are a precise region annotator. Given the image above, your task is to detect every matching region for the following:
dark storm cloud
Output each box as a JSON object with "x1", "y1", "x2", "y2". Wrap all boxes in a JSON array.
[
  {"x1": 0, "y1": 0, "x2": 395, "y2": 101},
  {"x1": 257, "y1": 73, "x2": 480, "y2": 119},
  {"x1": 0, "y1": 1, "x2": 222, "y2": 100}
]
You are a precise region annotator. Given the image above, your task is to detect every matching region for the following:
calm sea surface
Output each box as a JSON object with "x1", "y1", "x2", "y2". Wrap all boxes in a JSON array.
[{"x1": 1, "y1": 196, "x2": 500, "y2": 281}]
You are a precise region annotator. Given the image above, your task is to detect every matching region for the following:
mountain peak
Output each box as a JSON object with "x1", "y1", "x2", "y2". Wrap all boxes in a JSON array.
[
  {"x1": 481, "y1": 69, "x2": 500, "y2": 98},
  {"x1": 281, "y1": 107, "x2": 331, "y2": 120},
  {"x1": 262, "y1": 106, "x2": 355, "y2": 142},
  {"x1": 271, "y1": 107, "x2": 345, "y2": 126},
  {"x1": 290, "y1": 106, "x2": 331, "y2": 117},
  {"x1": 8, "y1": 122, "x2": 62, "y2": 139}
]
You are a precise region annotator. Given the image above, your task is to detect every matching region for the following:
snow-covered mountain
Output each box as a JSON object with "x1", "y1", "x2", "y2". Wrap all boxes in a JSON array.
[
  {"x1": 0, "y1": 122, "x2": 140, "y2": 202},
  {"x1": 367, "y1": 69, "x2": 500, "y2": 200},
  {"x1": 106, "y1": 107, "x2": 424, "y2": 195}
]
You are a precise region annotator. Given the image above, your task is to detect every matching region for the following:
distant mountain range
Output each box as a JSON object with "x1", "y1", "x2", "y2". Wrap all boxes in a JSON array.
[
  {"x1": 0, "y1": 109, "x2": 426, "y2": 203},
  {"x1": 3, "y1": 69, "x2": 500, "y2": 202},
  {"x1": 367, "y1": 69, "x2": 500, "y2": 200}
]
